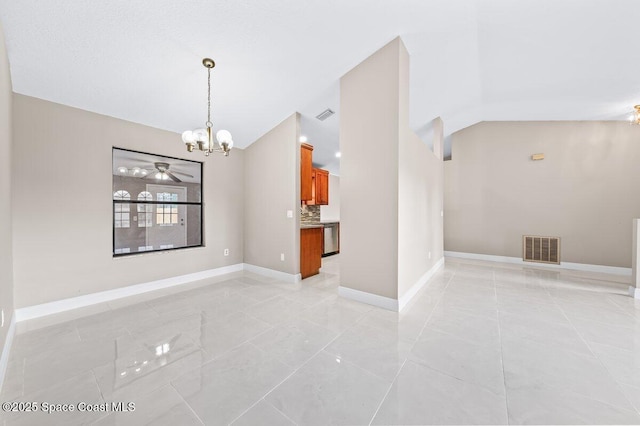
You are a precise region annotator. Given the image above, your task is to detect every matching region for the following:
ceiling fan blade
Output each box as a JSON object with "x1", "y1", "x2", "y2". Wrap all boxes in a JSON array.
[
  {"x1": 171, "y1": 171, "x2": 195, "y2": 178},
  {"x1": 164, "y1": 171, "x2": 182, "y2": 183}
]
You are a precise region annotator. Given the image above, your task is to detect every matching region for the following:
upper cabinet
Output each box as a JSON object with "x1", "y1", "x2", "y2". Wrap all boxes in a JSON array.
[
  {"x1": 314, "y1": 168, "x2": 329, "y2": 205},
  {"x1": 301, "y1": 143, "x2": 313, "y2": 201},
  {"x1": 300, "y1": 142, "x2": 329, "y2": 205}
]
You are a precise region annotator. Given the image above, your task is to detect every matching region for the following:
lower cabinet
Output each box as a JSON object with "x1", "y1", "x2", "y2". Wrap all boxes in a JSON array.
[{"x1": 300, "y1": 227, "x2": 323, "y2": 279}]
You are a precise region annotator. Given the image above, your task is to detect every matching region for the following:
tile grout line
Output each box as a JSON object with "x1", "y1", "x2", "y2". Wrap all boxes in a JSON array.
[
  {"x1": 89, "y1": 370, "x2": 110, "y2": 424},
  {"x1": 367, "y1": 358, "x2": 408, "y2": 426},
  {"x1": 549, "y1": 290, "x2": 640, "y2": 416},
  {"x1": 493, "y1": 268, "x2": 511, "y2": 425},
  {"x1": 169, "y1": 382, "x2": 207, "y2": 426},
  {"x1": 367, "y1": 269, "x2": 456, "y2": 425},
  {"x1": 226, "y1": 322, "x2": 351, "y2": 425},
  {"x1": 228, "y1": 266, "x2": 366, "y2": 419},
  {"x1": 266, "y1": 399, "x2": 300, "y2": 426},
  {"x1": 231, "y1": 396, "x2": 299, "y2": 426},
  {"x1": 414, "y1": 270, "x2": 455, "y2": 341}
]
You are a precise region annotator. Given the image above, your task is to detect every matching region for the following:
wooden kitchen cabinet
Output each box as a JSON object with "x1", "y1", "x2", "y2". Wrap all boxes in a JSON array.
[
  {"x1": 301, "y1": 143, "x2": 313, "y2": 201},
  {"x1": 300, "y1": 227, "x2": 323, "y2": 279},
  {"x1": 314, "y1": 168, "x2": 329, "y2": 205},
  {"x1": 306, "y1": 168, "x2": 329, "y2": 206}
]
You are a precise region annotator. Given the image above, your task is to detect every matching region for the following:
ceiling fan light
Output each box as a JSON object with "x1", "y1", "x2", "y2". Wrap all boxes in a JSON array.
[{"x1": 155, "y1": 172, "x2": 162, "y2": 180}]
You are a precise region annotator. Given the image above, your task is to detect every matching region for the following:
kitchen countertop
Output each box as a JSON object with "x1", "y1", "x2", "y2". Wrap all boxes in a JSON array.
[{"x1": 300, "y1": 221, "x2": 339, "y2": 230}]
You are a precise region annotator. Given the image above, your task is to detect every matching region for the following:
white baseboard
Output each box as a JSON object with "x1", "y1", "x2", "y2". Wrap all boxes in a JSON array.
[
  {"x1": 398, "y1": 257, "x2": 445, "y2": 312},
  {"x1": 630, "y1": 286, "x2": 640, "y2": 299},
  {"x1": 339, "y1": 258, "x2": 445, "y2": 312},
  {"x1": 243, "y1": 263, "x2": 301, "y2": 283},
  {"x1": 338, "y1": 286, "x2": 399, "y2": 312},
  {"x1": 0, "y1": 313, "x2": 16, "y2": 394},
  {"x1": 15, "y1": 263, "x2": 245, "y2": 322},
  {"x1": 444, "y1": 251, "x2": 631, "y2": 276}
]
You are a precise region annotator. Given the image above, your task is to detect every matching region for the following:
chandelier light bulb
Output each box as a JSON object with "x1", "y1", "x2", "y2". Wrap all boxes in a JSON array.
[
  {"x1": 193, "y1": 129, "x2": 208, "y2": 143},
  {"x1": 182, "y1": 130, "x2": 195, "y2": 144},
  {"x1": 118, "y1": 166, "x2": 127, "y2": 174},
  {"x1": 216, "y1": 129, "x2": 232, "y2": 144}
]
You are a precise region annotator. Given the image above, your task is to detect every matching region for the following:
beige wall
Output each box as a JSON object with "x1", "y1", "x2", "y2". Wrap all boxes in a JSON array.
[
  {"x1": 445, "y1": 121, "x2": 640, "y2": 267},
  {"x1": 320, "y1": 174, "x2": 340, "y2": 222},
  {"x1": 243, "y1": 113, "x2": 300, "y2": 275},
  {"x1": 398, "y1": 131, "x2": 444, "y2": 298},
  {"x1": 340, "y1": 38, "x2": 402, "y2": 299},
  {"x1": 12, "y1": 95, "x2": 244, "y2": 307},
  {"x1": 0, "y1": 22, "x2": 14, "y2": 356}
]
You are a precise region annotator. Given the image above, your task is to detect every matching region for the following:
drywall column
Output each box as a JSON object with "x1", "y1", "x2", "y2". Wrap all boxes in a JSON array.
[
  {"x1": 243, "y1": 113, "x2": 301, "y2": 281},
  {"x1": 0, "y1": 21, "x2": 14, "y2": 389},
  {"x1": 631, "y1": 219, "x2": 640, "y2": 298},
  {"x1": 339, "y1": 38, "x2": 406, "y2": 308}
]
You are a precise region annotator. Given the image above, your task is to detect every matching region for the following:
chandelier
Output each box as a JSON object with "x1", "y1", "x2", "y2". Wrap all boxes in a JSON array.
[
  {"x1": 181, "y1": 58, "x2": 233, "y2": 156},
  {"x1": 632, "y1": 105, "x2": 640, "y2": 125}
]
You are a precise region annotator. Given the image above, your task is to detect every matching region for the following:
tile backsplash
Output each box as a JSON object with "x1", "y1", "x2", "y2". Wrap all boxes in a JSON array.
[{"x1": 300, "y1": 204, "x2": 321, "y2": 224}]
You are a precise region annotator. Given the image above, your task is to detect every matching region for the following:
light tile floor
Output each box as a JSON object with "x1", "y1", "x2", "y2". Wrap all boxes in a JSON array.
[{"x1": 2, "y1": 256, "x2": 640, "y2": 425}]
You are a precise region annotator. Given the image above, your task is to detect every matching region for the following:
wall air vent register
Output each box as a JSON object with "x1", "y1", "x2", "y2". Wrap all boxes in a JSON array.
[
  {"x1": 523, "y1": 235, "x2": 560, "y2": 264},
  {"x1": 315, "y1": 108, "x2": 335, "y2": 121}
]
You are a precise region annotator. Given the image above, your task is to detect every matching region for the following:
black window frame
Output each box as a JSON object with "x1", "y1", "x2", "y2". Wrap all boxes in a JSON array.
[{"x1": 112, "y1": 147, "x2": 204, "y2": 257}]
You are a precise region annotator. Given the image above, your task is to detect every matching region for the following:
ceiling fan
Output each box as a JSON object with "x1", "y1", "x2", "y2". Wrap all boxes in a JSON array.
[{"x1": 142, "y1": 162, "x2": 194, "y2": 183}]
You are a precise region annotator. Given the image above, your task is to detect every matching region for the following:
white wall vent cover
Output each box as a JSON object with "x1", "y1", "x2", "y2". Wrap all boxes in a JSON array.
[
  {"x1": 523, "y1": 235, "x2": 560, "y2": 264},
  {"x1": 315, "y1": 108, "x2": 335, "y2": 121}
]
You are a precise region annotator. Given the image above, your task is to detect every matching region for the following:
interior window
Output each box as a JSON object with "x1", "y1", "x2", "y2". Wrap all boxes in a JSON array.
[{"x1": 112, "y1": 148, "x2": 203, "y2": 257}]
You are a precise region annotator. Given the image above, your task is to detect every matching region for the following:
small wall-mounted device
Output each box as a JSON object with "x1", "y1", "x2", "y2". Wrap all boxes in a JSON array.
[{"x1": 531, "y1": 153, "x2": 545, "y2": 161}]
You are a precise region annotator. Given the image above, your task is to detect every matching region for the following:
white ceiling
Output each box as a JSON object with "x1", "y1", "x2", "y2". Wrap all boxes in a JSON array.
[{"x1": 2, "y1": 0, "x2": 639, "y2": 174}]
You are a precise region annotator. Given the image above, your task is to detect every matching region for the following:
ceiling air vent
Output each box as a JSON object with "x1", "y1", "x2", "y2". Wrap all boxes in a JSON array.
[
  {"x1": 523, "y1": 235, "x2": 560, "y2": 264},
  {"x1": 316, "y1": 108, "x2": 335, "y2": 121}
]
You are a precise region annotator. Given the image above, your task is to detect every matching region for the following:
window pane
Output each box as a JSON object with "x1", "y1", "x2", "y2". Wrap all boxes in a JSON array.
[{"x1": 114, "y1": 204, "x2": 202, "y2": 254}]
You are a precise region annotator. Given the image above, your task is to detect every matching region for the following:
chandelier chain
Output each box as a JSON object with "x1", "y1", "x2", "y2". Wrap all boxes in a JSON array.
[{"x1": 207, "y1": 68, "x2": 212, "y2": 126}]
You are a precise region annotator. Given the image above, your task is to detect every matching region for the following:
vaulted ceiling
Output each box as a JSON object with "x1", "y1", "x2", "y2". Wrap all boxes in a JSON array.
[{"x1": 1, "y1": 0, "x2": 638, "y2": 174}]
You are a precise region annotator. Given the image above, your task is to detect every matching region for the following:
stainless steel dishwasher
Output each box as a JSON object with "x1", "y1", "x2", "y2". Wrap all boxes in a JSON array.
[{"x1": 322, "y1": 223, "x2": 339, "y2": 257}]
